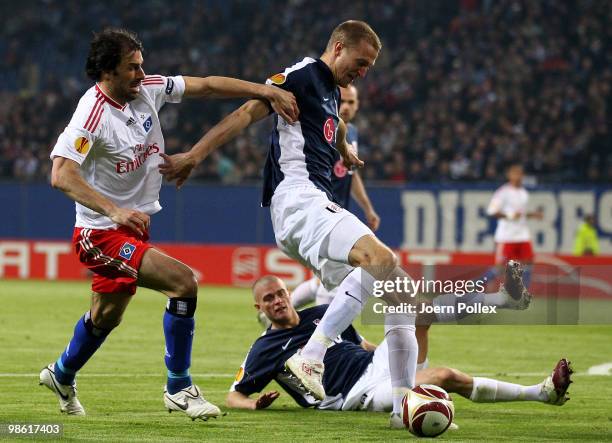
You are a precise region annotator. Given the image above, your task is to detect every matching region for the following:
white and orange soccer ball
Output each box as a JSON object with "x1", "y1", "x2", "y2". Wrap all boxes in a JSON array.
[{"x1": 401, "y1": 384, "x2": 454, "y2": 438}]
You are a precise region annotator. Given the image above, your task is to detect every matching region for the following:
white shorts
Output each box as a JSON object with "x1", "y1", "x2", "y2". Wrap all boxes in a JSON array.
[
  {"x1": 270, "y1": 186, "x2": 373, "y2": 289},
  {"x1": 342, "y1": 339, "x2": 392, "y2": 412}
]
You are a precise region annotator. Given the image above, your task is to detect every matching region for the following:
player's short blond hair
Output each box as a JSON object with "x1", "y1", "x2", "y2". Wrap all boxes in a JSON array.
[
  {"x1": 252, "y1": 275, "x2": 286, "y2": 300},
  {"x1": 326, "y1": 20, "x2": 382, "y2": 52}
]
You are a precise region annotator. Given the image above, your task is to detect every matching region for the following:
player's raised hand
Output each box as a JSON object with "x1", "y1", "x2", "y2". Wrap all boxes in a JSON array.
[
  {"x1": 265, "y1": 85, "x2": 299, "y2": 123},
  {"x1": 255, "y1": 391, "x2": 280, "y2": 410},
  {"x1": 158, "y1": 152, "x2": 197, "y2": 189},
  {"x1": 108, "y1": 207, "x2": 150, "y2": 236}
]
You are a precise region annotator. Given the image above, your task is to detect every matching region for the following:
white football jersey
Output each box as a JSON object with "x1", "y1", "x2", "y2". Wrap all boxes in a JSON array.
[
  {"x1": 50, "y1": 75, "x2": 185, "y2": 228},
  {"x1": 486, "y1": 184, "x2": 531, "y2": 242}
]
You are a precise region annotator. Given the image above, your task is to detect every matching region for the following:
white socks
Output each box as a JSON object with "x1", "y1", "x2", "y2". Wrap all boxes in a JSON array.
[
  {"x1": 300, "y1": 268, "x2": 367, "y2": 361},
  {"x1": 291, "y1": 277, "x2": 319, "y2": 309},
  {"x1": 470, "y1": 377, "x2": 546, "y2": 402},
  {"x1": 385, "y1": 313, "x2": 418, "y2": 414}
]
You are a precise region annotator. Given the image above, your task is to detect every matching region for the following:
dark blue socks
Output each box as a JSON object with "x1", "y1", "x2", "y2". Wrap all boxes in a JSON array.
[
  {"x1": 164, "y1": 297, "x2": 197, "y2": 394},
  {"x1": 54, "y1": 311, "x2": 111, "y2": 385}
]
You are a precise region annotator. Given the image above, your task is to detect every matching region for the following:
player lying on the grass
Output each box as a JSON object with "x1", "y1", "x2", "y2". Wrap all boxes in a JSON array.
[
  {"x1": 228, "y1": 275, "x2": 572, "y2": 428},
  {"x1": 40, "y1": 27, "x2": 297, "y2": 420},
  {"x1": 280, "y1": 260, "x2": 533, "y2": 370}
]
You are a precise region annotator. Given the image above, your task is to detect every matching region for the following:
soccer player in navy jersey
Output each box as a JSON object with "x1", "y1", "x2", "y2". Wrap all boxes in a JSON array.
[
  {"x1": 287, "y1": 84, "x2": 379, "y2": 310},
  {"x1": 160, "y1": 20, "x2": 519, "y2": 425},
  {"x1": 226, "y1": 276, "x2": 572, "y2": 417}
]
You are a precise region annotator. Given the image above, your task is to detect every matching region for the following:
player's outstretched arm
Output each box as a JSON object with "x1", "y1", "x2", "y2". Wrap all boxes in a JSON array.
[
  {"x1": 51, "y1": 157, "x2": 150, "y2": 235},
  {"x1": 159, "y1": 99, "x2": 270, "y2": 188},
  {"x1": 336, "y1": 119, "x2": 364, "y2": 169},
  {"x1": 183, "y1": 76, "x2": 298, "y2": 123},
  {"x1": 350, "y1": 172, "x2": 380, "y2": 231},
  {"x1": 226, "y1": 390, "x2": 280, "y2": 410}
]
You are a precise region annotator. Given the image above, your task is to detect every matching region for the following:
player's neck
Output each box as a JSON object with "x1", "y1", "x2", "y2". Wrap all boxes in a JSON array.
[
  {"x1": 271, "y1": 312, "x2": 300, "y2": 329},
  {"x1": 97, "y1": 81, "x2": 127, "y2": 107},
  {"x1": 319, "y1": 52, "x2": 337, "y2": 83}
]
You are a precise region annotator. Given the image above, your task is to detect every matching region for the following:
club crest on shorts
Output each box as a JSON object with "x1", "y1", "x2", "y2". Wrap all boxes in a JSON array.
[
  {"x1": 325, "y1": 202, "x2": 343, "y2": 213},
  {"x1": 119, "y1": 242, "x2": 136, "y2": 260}
]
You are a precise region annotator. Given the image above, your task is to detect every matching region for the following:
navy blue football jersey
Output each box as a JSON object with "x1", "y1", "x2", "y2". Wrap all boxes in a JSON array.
[
  {"x1": 262, "y1": 57, "x2": 341, "y2": 206},
  {"x1": 230, "y1": 305, "x2": 373, "y2": 408},
  {"x1": 332, "y1": 122, "x2": 358, "y2": 208}
]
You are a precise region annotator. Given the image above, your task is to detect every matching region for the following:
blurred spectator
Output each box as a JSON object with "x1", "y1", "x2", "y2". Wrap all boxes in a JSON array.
[
  {"x1": 573, "y1": 214, "x2": 600, "y2": 256},
  {"x1": 0, "y1": 0, "x2": 610, "y2": 184}
]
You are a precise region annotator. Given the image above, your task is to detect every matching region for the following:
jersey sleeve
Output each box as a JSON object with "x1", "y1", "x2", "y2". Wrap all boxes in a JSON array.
[
  {"x1": 50, "y1": 96, "x2": 103, "y2": 165},
  {"x1": 229, "y1": 344, "x2": 275, "y2": 396},
  {"x1": 140, "y1": 75, "x2": 185, "y2": 112},
  {"x1": 265, "y1": 69, "x2": 303, "y2": 95},
  {"x1": 486, "y1": 188, "x2": 504, "y2": 216}
]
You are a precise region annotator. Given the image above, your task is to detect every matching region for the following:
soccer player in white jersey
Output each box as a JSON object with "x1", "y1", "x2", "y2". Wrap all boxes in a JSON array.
[
  {"x1": 160, "y1": 21, "x2": 529, "y2": 427},
  {"x1": 39, "y1": 28, "x2": 298, "y2": 420},
  {"x1": 485, "y1": 162, "x2": 543, "y2": 288}
]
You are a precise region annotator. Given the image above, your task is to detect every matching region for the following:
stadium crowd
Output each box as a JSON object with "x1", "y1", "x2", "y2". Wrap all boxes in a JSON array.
[{"x1": 1, "y1": 0, "x2": 610, "y2": 184}]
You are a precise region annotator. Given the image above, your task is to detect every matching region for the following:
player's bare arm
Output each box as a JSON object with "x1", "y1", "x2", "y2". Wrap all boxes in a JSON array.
[
  {"x1": 336, "y1": 118, "x2": 364, "y2": 169},
  {"x1": 183, "y1": 76, "x2": 298, "y2": 123},
  {"x1": 226, "y1": 390, "x2": 280, "y2": 410},
  {"x1": 359, "y1": 337, "x2": 377, "y2": 352},
  {"x1": 159, "y1": 99, "x2": 270, "y2": 188},
  {"x1": 350, "y1": 172, "x2": 380, "y2": 231},
  {"x1": 527, "y1": 208, "x2": 544, "y2": 220},
  {"x1": 51, "y1": 156, "x2": 150, "y2": 235}
]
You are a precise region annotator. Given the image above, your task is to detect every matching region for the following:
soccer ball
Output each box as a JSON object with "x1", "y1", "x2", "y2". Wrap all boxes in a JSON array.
[{"x1": 401, "y1": 385, "x2": 454, "y2": 437}]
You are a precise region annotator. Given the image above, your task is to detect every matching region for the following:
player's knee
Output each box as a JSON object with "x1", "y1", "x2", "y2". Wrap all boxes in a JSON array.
[
  {"x1": 89, "y1": 309, "x2": 122, "y2": 333},
  {"x1": 174, "y1": 268, "x2": 198, "y2": 299},
  {"x1": 372, "y1": 246, "x2": 399, "y2": 272},
  {"x1": 353, "y1": 245, "x2": 397, "y2": 272},
  {"x1": 433, "y1": 367, "x2": 460, "y2": 390}
]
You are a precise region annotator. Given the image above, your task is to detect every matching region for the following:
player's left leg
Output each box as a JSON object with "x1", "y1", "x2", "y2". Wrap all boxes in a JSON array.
[
  {"x1": 137, "y1": 248, "x2": 220, "y2": 420},
  {"x1": 420, "y1": 359, "x2": 573, "y2": 405},
  {"x1": 299, "y1": 229, "x2": 418, "y2": 415}
]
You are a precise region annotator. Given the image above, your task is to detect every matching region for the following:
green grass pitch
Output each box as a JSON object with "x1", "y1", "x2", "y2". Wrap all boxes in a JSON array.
[{"x1": 1, "y1": 280, "x2": 611, "y2": 441}]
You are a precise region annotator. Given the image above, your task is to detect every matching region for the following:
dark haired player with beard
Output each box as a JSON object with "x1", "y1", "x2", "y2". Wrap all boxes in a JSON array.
[{"x1": 40, "y1": 27, "x2": 298, "y2": 420}]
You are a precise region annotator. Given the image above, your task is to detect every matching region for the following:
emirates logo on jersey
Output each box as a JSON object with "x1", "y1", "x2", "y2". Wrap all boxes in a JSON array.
[
  {"x1": 323, "y1": 117, "x2": 335, "y2": 143},
  {"x1": 115, "y1": 143, "x2": 160, "y2": 173}
]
